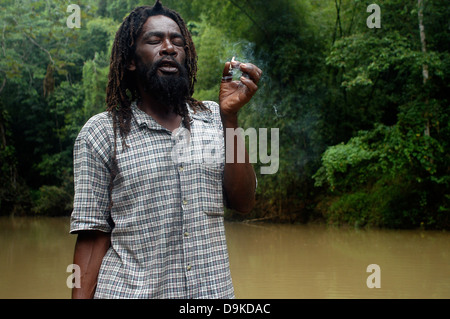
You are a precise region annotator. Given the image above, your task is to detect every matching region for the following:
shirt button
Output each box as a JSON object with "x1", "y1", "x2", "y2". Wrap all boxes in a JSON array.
[
  {"x1": 187, "y1": 264, "x2": 192, "y2": 271},
  {"x1": 184, "y1": 231, "x2": 189, "y2": 237},
  {"x1": 179, "y1": 166, "x2": 184, "y2": 172},
  {"x1": 182, "y1": 199, "x2": 188, "y2": 205}
]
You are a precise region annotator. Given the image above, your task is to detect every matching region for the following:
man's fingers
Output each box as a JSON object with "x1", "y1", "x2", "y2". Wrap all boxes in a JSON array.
[
  {"x1": 240, "y1": 75, "x2": 258, "y2": 94},
  {"x1": 221, "y1": 62, "x2": 234, "y2": 82},
  {"x1": 240, "y1": 63, "x2": 262, "y2": 84},
  {"x1": 221, "y1": 60, "x2": 262, "y2": 89},
  {"x1": 223, "y1": 62, "x2": 232, "y2": 76}
]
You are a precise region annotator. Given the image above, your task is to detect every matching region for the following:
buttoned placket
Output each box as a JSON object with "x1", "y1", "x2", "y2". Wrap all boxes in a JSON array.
[
  {"x1": 140, "y1": 109, "x2": 196, "y2": 284},
  {"x1": 141, "y1": 111, "x2": 196, "y2": 294},
  {"x1": 179, "y1": 162, "x2": 196, "y2": 296},
  {"x1": 170, "y1": 122, "x2": 196, "y2": 296}
]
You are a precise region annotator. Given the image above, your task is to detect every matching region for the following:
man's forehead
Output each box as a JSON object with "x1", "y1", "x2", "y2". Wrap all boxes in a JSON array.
[{"x1": 141, "y1": 15, "x2": 182, "y2": 36}]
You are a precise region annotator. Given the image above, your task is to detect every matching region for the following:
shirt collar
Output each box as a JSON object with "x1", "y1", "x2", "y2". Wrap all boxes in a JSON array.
[
  {"x1": 131, "y1": 101, "x2": 213, "y2": 131},
  {"x1": 188, "y1": 104, "x2": 213, "y2": 124},
  {"x1": 131, "y1": 102, "x2": 164, "y2": 131}
]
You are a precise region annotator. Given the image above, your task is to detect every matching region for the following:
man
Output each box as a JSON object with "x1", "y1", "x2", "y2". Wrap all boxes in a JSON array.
[{"x1": 70, "y1": 1, "x2": 261, "y2": 299}]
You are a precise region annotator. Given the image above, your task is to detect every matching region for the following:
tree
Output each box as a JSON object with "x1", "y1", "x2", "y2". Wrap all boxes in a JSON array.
[
  {"x1": 0, "y1": 0, "x2": 105, "y2": 214},
  {"x1": 314, "y1": 0, "x2": 450, "y2": 228}
]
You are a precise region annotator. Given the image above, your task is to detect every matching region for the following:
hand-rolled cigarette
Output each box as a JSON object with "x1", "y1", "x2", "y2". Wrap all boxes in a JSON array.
[
  {"x1": 229, "y1": 56, "x2": 249, "y2": 80},
  {"x1": 231, "y1": 56, "x2": 241, "y2": 69}
]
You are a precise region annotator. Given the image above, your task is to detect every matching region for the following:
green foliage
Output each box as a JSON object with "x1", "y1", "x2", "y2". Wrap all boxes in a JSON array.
[
  {"x1": 313, "y1": 129, "x2": 381, "y2": 191},
  {"x1": 82, "y1": 52, "x2": 110, "y2": 117},
  {"x1": 311, "y1": 0, "x2": 449, "y2": 229},
  {"x1": 314, "y1": 121, "x2": 448, "y2": 228},
  {"x1": 31, "y1": 185, "x2": 72, "y2": 216},
  {"x1": 0, "y1": 0, "x2": 107, "y2": 214}
]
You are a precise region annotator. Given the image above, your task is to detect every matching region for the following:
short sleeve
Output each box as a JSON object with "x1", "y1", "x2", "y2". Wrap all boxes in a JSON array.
[{"x1": 70, "y1": 114, "x2": 114, "y2": 234}]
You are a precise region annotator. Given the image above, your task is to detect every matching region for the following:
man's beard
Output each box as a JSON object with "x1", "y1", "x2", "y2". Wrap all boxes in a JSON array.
[{"x1": 136, "y1": 57, "x2": 190, "y2": 114}]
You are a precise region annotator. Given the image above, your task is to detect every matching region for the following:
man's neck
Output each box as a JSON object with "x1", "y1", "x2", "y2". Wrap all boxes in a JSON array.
[{"x1": 137, "y1": 91, "x2": 182, "y2": 132}]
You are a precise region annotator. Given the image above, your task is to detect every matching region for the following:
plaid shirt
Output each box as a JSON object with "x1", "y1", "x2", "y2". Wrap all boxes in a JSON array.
[{"x1": 70, "y1": 101, "x2": 235, "y2": 299}]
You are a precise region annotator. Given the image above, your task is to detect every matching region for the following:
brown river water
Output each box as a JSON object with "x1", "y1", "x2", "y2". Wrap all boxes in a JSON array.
[{"x1": 0, "y1": 217, "x2": 448, "y2": 299}]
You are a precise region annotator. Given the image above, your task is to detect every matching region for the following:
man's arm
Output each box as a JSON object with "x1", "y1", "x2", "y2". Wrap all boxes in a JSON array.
[
  {"x1": 221, "y1": 113, "x2": 257, "y2": 213},
  {"x1": 72, "y1": 230, "x2": 111, "y2": 299},
  {"x1": 219, "y1": 61, "x2": 262, "y2": 213}
]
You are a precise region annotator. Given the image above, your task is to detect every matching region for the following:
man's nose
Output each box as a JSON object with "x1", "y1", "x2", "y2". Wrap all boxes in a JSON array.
[{"x1": 160, "y1": 39, "x2": 176, "y2": 56}]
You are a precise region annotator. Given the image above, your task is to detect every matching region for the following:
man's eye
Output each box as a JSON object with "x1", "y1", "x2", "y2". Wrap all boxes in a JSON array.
[
  {"x1": 147, "y1": 38, "x2": 161, "y2": 44},
  {"x1": 172, "y1": 38, "x2": 185, "y2": 46}
]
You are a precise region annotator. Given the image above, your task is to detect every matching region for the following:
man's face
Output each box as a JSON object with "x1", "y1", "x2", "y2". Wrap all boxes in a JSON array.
[
  {"x1": 131, "y1": 15, "x2": 189, "y2": 109},
  {"x1": 134, "y1": 15, "x2": 186, "y2": 76}
]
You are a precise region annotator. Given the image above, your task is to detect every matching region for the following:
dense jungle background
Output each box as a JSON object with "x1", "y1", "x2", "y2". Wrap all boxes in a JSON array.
[{"x1": 0, "y1": 0, "x2": 449, "y2": 229}]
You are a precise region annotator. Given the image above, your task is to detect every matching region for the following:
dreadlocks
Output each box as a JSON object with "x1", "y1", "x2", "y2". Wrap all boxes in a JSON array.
[{"x1": 105, "y1": 0, "x2": 208, "y2": 209}]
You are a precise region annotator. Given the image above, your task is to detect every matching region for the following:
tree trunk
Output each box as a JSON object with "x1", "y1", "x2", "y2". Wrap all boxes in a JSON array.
[
  {"x1": 0, "y1": 107, "x2": 17, "y2": 189},
  {"x1": 418, "y1": 0, "x2": 430, "y2": 137},
  {"x1": 332, "y1": 0, "x2": 343, "y2": 44}
]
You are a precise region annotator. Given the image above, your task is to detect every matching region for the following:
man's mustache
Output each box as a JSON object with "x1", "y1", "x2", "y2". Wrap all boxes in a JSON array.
[{"x1": 152, "y1": 57, "x2": 183, "y2": 71}]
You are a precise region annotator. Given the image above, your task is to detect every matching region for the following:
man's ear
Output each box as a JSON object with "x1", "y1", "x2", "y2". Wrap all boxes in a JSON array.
[{"x1": 128, "y1": 59, "x2": 136, "y2": 71}]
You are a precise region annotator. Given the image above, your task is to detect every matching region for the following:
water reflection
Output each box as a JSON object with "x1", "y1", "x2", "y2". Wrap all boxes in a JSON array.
[{"x1": 0, "y1": 217, "x2": 448, "y2": 299}]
